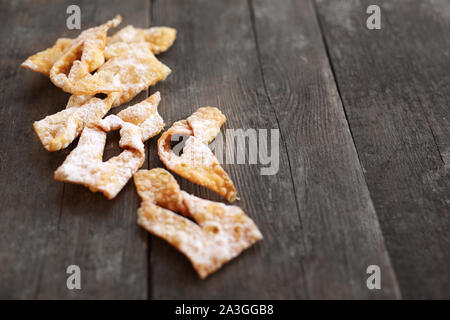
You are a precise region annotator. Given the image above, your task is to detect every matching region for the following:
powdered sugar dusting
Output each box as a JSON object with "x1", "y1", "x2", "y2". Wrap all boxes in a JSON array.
[
  {"x1": 158, "y1": 107, "x2": 237, "y2": 202},
  {"x1": 54, "y1": 93, "x2": 164, "y2": 199},
  {"x1": 134, "y1": 168, "x2": 262, "y2": 279}
]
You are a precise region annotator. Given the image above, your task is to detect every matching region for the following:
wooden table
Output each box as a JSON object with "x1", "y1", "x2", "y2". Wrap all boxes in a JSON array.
[{"x1": 0, "y1": 0, "x2": 449, "y2": 299}]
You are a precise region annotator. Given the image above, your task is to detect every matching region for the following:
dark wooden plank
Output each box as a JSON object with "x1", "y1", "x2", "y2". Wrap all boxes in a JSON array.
[
  {"x1": 315, "y1": 0, "x2": 450, "y2": 298},
  {"x1": 251, "y1": 0, "x2": 400, "y2": 298},
  {"x1": 148, "y1": 0, "x2": 306, "y2": 300},
  {"x1": 147, "y1": 0, "x2": 399, "y2": 299},
  {"x1": 0, "y1": 0, "x2": 150, "y2": 299},
  {"x1": 0, "y1": 0, "x2": 69, "y2": 299}
]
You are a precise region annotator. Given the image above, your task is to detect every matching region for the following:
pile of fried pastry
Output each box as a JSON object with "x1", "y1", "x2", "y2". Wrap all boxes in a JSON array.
[{"x1": 21, "y1": 15, "x2": 262, "y2": 279}]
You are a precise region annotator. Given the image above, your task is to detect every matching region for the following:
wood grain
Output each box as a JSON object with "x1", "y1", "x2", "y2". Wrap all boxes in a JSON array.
[
  {"x1": 148, "y1": 0, "x2": 306, "y2": 299},
  {"x1": 315, "y1": 0, "x2": 450, "y2": 298},
  {"x1": 251, "y1": 0, "x2": 400, "y2": 298},
  {"x1": 0, "y1": 0, "x2": 150, "y2": 299},
  {"x1": 146, "y1": 0, "x2": 399, "y2": 299},
  {"x1": 0, "y1": 0, "x2": 447, "y2": 300}
]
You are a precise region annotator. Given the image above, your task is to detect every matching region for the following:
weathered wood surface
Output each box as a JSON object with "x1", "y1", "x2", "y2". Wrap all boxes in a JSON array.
[
  {"x1": 250, "y1": 0, "x2": 400, "y2": 299},
  {"x1": 0, "y1": 0, "x2": 448, "y2": 299},
  {"x1": 148, "y1": 0, "x2": 399, "y2": 299},
  {"x1": 314, "y1": 0, "x2": 450, "y2": 298},
  {"x1": 149, "y1": 0, "x2": 307, "y2": 299}
]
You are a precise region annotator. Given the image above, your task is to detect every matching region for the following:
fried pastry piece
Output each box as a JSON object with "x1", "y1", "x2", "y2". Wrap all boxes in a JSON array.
[
  {"x1": 65, "y1": 42, "x2": 171, "y2": 107},
  {"x1": 158, "y1": 107, "x2": 237, "y2": 202},
  {"x1": 34, "y1": 93, "x2": 119, "y2": 151},
  {"x1": 96, "y1": 42, "x2": 171, "y2": 106},
  {"x1": 63, "y1": 42, "x2": 171, "y2": 108},
  {"x1": 105, "y1": 26, "x2": 176, "y2": 58},
  {"x1": 21, "y1": 38, "x2": 73, "y2": 76},
  {"x1": 49, "y1": 15, "x2": 122, "y2": 95},
  {"x1": 21, "y1": 24, "x2": 175, "y2": 76},
  {"x1": 54, "y1": 93, "x2": 164, "y2": 199},
  {"x1": 34, "y1": 43, "x2": 170, "y2": 151},
  {"x1": 134, "y1": 168, "x2": 262, "y2": 278}
]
